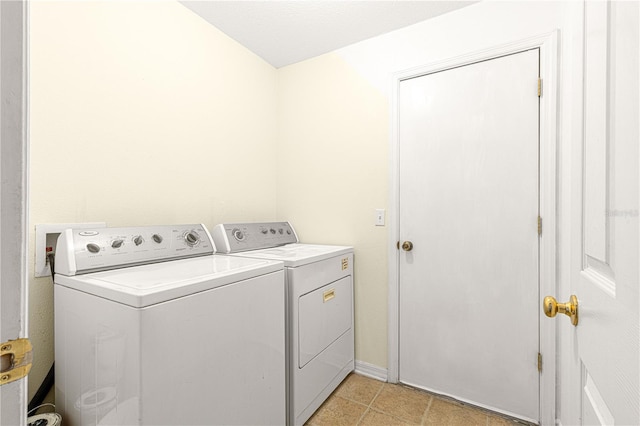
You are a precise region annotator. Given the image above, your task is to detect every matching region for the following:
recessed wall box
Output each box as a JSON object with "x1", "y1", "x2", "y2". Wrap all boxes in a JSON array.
[{"x1": 35, "y1": 222, "x2": 106, "y2": 278}]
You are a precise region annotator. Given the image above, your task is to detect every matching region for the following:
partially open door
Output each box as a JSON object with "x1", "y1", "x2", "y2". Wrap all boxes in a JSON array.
[{"x1": 559, "y1": 2, "x2": 639, "y2": 424}]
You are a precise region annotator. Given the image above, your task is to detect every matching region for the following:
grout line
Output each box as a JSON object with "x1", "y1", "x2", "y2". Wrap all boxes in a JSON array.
[
  {"x1": 354, "y1": 380, "x2": 385, "y2": 425},
  {"x1": 369, "y1": 381, "x2": 386, "y2": 408},
  {"x1": 335, "y1": 383, "x2": 384, "y2": 408},
  {"x1": 420, "y1": 395, "x2": 434, "y2": 426},
  {"x1": 354, "y1": 407, "x2": 369, "y2": 426},
  {"x1": 331, "y1": 375, "x2": 385, "y2": 425}
]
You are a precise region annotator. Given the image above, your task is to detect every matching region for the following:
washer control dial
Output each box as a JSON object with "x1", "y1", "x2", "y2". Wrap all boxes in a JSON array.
[
  {"x1": 111, "y1": 239, "x2": 124, "y2": 249},
  {"x1": 232, "y1": 228, "x2": 245, "y2": 242},
  {"x1": 184, "y1": 231, "x2": 201, "y2": 247},
  {"x1": 86, "y1": 243, "x2": 101, "y2": 254},
  {"x1": 133, "y1": 235, "x2": 144, "y2": 246},
  {"x1": 152, "y1": 234, "x2": 163, "y2": 244}
]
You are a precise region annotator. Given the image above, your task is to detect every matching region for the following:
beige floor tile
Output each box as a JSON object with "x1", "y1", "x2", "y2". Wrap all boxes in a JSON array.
[
  {"x1": 305, "y1": 374, "x2": 533, "y2": 426},
  {"x1": 370, "y1": 384, "x2": 432, "y2": 424},
  {"x1": 306, "y1": 395, "x2": 367, "y2": 426},
  {"x1": 335, "y1": 373, "x2": 385, "y2": 406},
  {"x1": 424, "y1": 398, "x2": 488, "y2": 426},
  {"x1": 359, "y1": 408, "x2": 417, "y2": 426}
]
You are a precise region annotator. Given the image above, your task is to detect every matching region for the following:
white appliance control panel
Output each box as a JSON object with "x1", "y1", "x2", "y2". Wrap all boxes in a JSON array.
[
  {"x1": 212, "y1": 222, "x2": 298, "y2": 253},
  {"x1": 55, "y1": 224, "x2": 214, "y2": 276}
]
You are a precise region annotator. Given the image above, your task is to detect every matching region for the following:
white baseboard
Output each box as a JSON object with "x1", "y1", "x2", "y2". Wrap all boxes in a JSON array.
[{"x1": 354, "y1": 360, "x2": 387, "y2": 382}]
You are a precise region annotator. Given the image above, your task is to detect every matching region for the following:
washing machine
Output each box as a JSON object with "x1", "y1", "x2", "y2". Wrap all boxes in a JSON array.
[
  {"x1": 212, "y1": 222, "x2": 354, "y2": 426},
  {"x1": 54, "y1": 224, "x2": 286, "y2": 426}
]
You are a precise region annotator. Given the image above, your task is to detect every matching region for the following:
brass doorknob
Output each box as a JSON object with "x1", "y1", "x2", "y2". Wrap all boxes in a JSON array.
[
  {"x1": 543, "y1": 295, "x2": 578, "y2": 326},
  {"x1": 402, "y1": 241, "x2": 413, "y2": 251}
]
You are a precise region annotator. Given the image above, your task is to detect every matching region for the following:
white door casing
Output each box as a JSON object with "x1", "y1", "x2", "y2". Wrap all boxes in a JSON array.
[
  {"x1": 568, "y1": 1, "x2": 640, "y2": 424},
  {"x1": 389, "y1": 32, "x2": 558, "y2": 426},
  {"x1": 0, "y1": 1, "x2": 29, "y2": 424}
]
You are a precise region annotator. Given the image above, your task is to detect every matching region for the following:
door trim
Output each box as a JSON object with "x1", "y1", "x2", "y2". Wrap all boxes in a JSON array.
[
  {"x1": 0, "y1": 0, "x2": 30, "y2": 423},
  {"x1": 387, "y1": 31, "x2": 559, "y2": 426}
]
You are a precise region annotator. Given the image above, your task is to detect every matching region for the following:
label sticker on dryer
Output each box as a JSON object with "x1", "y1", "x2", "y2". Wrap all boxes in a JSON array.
[{"x1": 341, "y1": 258, "x2": 349, "y2": 270}]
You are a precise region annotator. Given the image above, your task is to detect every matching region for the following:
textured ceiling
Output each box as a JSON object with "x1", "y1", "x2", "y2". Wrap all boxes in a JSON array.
[{"x1": 180, "y1": 1, "x2": 476, "y2": 68}]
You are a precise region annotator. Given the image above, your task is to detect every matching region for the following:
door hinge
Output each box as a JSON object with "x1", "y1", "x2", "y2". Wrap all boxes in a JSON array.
[
  {"x1": 537, "y1": 216, "x2": 542, "y2": 236},
  {"x1": 537, "y1": 352, "x2": 543, "y2": 372},
  {"x1": 537, "y1": 78, "x2": 542, "y2": 97},
  {"x1": 0, "y1": 338, "x2": 33, "y2": 386}
]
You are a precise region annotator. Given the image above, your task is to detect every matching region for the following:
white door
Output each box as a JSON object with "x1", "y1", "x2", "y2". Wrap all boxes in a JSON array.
[
  {"x1": 0, "y1": 1, "x2": 29, "y2": 424},
  {"x1": 398, "y1": 49, "x2": 540, "y2": 422},
  {"x1": 566, "y1": 1, "x2": 639, "y2": 424}
]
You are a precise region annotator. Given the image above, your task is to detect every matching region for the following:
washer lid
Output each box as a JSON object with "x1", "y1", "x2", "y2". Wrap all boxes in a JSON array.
[
  {"x1": 229, "y1": 243, "x2": 353, "y2": 267},
  {"x1": 54, "y1": 255, "x2": 283, "y2": 307}
]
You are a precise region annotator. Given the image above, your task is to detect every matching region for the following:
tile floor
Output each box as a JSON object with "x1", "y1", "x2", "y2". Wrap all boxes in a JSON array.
[{"x1": 305, "y1": 373, "x2": 533, "y2": 426}]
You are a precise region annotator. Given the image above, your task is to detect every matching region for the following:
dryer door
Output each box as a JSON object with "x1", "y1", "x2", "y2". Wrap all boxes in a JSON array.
[{"x1": 298, "y1": 277, "x2": 352, "y2": 367}]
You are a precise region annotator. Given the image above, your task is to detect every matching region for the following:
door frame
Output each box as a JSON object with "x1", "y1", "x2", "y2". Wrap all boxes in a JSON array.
[
  {"x1": 0, "y1": 0, "x2": 29, "y2": 424},
  {"x1": 387, "y1": 31, "x2": 559, "y2": 425}
]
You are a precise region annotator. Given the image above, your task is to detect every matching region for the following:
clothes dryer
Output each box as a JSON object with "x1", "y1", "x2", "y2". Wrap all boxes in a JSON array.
[
  {"x1": 212, "y1": 222, "x2": 354, "y2": 426},
  {"x1": 54, "y1": 224, "x2": 285, "y2": 426}
]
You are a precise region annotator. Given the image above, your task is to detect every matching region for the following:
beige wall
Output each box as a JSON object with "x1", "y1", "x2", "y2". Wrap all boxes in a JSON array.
[
  {"x1": 29, "y1": 1, "x2": 277, "y2": 400},
  {"x1": 277, "y1": 54, "x2": 390, "y2": 367}
]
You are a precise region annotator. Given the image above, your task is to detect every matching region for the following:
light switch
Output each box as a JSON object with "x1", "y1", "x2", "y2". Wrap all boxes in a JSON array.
[{"x1": 374, "y1": 209, "x2": 385, "y2": 226}]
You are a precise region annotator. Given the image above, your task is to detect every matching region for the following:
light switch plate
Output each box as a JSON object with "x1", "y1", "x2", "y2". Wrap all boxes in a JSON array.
[{"x1": 374, "y1": 209, "x2": 385, "y2": 226}]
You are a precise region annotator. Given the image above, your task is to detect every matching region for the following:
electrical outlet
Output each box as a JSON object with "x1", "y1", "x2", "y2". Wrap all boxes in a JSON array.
[
  {"x1": 35, "y1": 222, "x2": 106, "y2": 277},
  {"x1": 374, "y1": 209, "x2": 385, "y2": 226},
  {"x1": 45, "y1": 232, "x2": 59, "y2": 264}
]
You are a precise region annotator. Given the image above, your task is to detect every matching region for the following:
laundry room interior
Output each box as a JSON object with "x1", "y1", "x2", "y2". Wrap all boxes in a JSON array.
[{"x1": 17, "y1": 0, "x2": 638, "y2": 425}]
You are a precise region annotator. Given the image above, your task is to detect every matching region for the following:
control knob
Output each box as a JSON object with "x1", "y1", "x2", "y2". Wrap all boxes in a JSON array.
[
  {"x1": 232, "y1": 228, "x2": 245, "y2": 241},
  {"x1": 184, "y1": 231, "x2": 201, "y2": 247},
  {"x1": 111, "y1": 239, "x2": 124, "y2": 249},
  {"x1": 86, "y1": 243, "x2": 101, "y2": 254},
  {"x1": 133, "y1": 235, "x2": 144, "y2": 246},
  {"x1": 152, "y1": 234, "x2": 163, "y2": 244}
]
